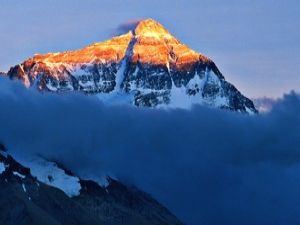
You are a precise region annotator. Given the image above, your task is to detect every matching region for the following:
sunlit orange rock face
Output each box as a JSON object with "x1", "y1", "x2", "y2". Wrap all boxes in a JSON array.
[
  {"x1": 133, "y1": 19, "x2": 208, "y2": 68},
  {"x1": 32, "y1": 32, "x2": 133, "y2": 65},
  {"x1": 25, "y1": 19, "x2": 209, "y2": 70}
]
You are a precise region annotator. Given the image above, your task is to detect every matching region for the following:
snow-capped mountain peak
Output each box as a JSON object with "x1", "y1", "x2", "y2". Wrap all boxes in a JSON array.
[
  {"x1": 133, "y1": 18, "x2": 175, "y2": 40},
  {"x1": 5, "y1": 18, "x2": 257, "y2": 113}
]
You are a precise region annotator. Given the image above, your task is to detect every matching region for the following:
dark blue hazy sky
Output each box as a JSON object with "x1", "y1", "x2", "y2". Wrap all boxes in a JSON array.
[{"x1": 0, "y1": 0, "x2": 299, "y2": 98}]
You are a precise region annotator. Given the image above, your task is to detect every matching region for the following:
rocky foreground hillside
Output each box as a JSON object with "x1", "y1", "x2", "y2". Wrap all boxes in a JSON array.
[{"x1": 0, "y1": 144, "x2": 183, "y2": 225}]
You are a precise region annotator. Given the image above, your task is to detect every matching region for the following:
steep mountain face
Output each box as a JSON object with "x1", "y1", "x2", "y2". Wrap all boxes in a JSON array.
[
  {"x1": 0, "y1": 147, "x2": 183, "y2": 225},
  {"x1": 6, "y1": 18, "x2": 257, "y2": 113}
]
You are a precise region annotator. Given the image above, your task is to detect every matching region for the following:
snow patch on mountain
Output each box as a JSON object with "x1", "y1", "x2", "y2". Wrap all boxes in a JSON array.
[
  {"x1": 169, "y1": 83, "x2": 194, "y2": 109},
  {"x1": 13, "y1": 171, "x2": 26, "y2": 179},
  {"x1": 18, "y1": 156, "x2": 81, "y2": 197},
  {"x1": 7, "y1": 148, "x2": 112, "y2": 196},
  {"x1": 22, "y1": 183, "x2": 27, "y2": 192},
  {"x1": 0, "y1": 162, "x2": 5, "y2": 174}
]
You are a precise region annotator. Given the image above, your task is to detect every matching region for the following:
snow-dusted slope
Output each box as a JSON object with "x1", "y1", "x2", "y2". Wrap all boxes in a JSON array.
[
  {"x1": 18, "y1": 157, "x2": 81, "y2": 197},
  {"x1": 6, "y1": 19, "x2": 257, "y2": 113}
]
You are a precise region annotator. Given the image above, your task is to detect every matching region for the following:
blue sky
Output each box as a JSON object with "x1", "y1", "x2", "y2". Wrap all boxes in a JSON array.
[{"x1": 0, "y1": 0, "x2": 299, "y2": 98}]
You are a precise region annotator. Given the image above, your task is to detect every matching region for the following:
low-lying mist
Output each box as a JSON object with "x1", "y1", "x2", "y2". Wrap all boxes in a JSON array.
[{"x1": 1, "y1": 77, "x2": 300, "y2": 225}]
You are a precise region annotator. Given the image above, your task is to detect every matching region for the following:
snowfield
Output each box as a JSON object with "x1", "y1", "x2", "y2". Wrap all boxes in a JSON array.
[{"x1": 19, "y1": 156, "x2": 81, "y2": 197}]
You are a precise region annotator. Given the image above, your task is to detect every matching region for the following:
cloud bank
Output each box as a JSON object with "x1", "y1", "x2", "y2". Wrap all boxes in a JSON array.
[{"x1": 0, "y1": 77, "x2": 300, "y2": 225}]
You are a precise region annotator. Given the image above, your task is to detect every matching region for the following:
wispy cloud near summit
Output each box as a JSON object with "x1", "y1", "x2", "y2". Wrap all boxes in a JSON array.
[{"x1": 112, "y1": 19, "x2": 142, "y2": 36}]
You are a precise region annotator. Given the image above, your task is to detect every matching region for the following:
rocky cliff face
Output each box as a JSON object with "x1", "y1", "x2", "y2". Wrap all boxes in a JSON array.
[
  {"x1": 0, "y1": 146, "x2": 183, "y2": 225},
  {"x1": 6, "y1": 19, "x2": 257, "y2": 113}
]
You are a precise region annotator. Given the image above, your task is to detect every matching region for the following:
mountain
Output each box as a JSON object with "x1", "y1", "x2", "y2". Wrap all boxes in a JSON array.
[
  {"x1": 0, "y1": 145, "x2": 183, "y2": 225},
  {"x1": 5, "y1": 18, "x2": 257, "y2": 113}
]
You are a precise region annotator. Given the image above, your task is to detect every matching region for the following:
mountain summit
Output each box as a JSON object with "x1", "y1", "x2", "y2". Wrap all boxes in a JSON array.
[
  {"x1": 6, "y1": 18, "x2": 257, "y2": 113},
  {"x1": 134, "y1": 18, "x2": 171, "y2": 36}
]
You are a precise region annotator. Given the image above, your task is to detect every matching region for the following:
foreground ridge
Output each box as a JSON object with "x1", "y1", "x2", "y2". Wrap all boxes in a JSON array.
[
  {"x1": 6, "y1": 18, "x2": 257, "y2": 113},
  {"x1": 0, "y1": 146, "x2": 183, "y2": 225}
]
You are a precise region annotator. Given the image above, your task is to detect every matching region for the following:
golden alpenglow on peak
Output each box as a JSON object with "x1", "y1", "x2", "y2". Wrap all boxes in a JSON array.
[
  {"x1": 31, "y1": 32, "x2": 134, "y2": 65},
  {"x1": 129, "y1": 18, "x2": 205, "y2": 67},
  {"x1": 26, "y1": 18, "x2": 207, "y2": 69},
  {"x1": 134, "y1": 19, "x2": 171, "y2": 36}
]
